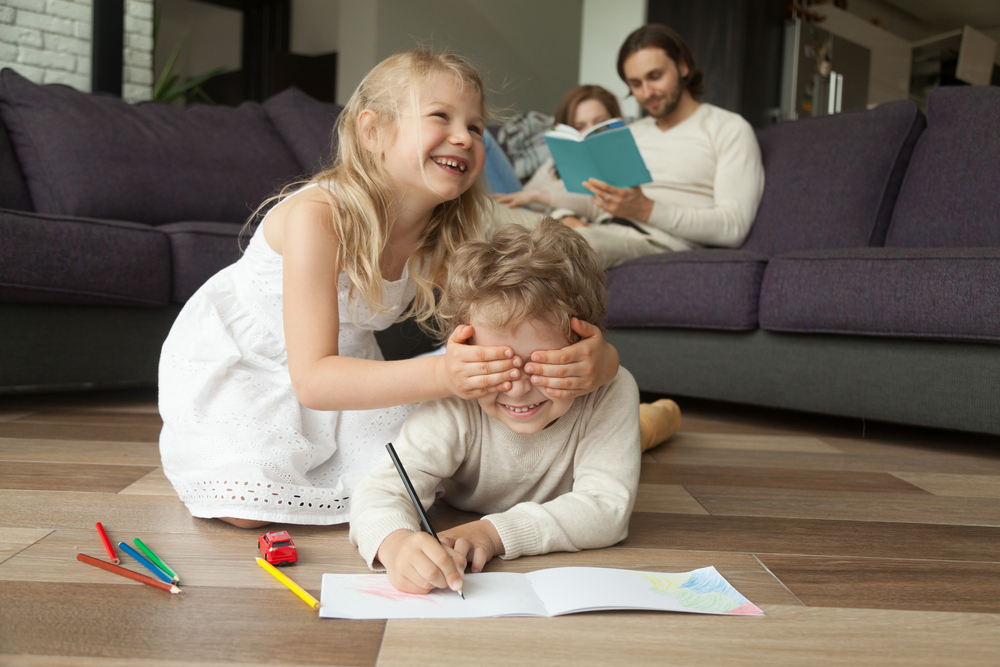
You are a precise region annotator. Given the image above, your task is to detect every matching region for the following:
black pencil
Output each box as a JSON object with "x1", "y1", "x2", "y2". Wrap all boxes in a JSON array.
[{"x1": 385, "y1": 442, "x2": 464, "y2": 599}]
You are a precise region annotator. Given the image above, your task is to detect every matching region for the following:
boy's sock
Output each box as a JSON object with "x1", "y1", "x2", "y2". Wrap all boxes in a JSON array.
[{"x1": 639, "y1": 399, "x2": 681, "y2": 452}]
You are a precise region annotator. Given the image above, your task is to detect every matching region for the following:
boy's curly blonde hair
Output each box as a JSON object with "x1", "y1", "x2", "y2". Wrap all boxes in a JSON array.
[{"x1": 437, "y1": 218, "x2": 607, "y2": 343}]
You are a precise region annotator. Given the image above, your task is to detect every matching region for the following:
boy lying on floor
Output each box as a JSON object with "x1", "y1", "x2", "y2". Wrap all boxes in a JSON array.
[{"x1": 349, "y1": 218, "x2": 641, "y2": 594}]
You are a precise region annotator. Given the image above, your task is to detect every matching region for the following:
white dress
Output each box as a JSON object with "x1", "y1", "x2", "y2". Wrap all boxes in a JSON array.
[{"x1": 158, "y1": 187, "x2": 418, "y2": 525}]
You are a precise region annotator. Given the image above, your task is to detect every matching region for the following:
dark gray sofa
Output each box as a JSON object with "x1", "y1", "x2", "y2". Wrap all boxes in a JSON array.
[{"x1": 1, "y1": 66, "x2": 997, "y2": 435}]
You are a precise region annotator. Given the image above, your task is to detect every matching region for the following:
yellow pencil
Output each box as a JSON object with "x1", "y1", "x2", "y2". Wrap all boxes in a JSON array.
[{"x1": 255, "y1": 557, "x2": 320, "y2": 609}]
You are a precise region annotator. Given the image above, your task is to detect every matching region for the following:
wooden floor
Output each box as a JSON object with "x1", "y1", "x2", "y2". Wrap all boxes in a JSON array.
[{"x1": 1, "y1": 389, "x2": 999, "y2": 666}]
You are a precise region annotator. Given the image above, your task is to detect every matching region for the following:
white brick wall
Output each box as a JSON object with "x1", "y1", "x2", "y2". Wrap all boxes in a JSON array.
[{"x1": 0, "y1": 0, "x2": 154, "y2": 102}]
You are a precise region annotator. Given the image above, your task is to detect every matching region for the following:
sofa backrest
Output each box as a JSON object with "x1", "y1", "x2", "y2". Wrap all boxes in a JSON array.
[
  {"x1": 263, "y1": 86, "x2": 343, "y2": 176},
  {"x1": 0, "y1": 119, "x2": 32, "y2": 212},
  {"x1": 0, "y1": 68, "x2": 303, "y2": 226},
  {"x1": 741, "y1": 100, "x2": 925, "y2": 256},
  {"x1": 885, "y1": 86, "x2": 1000, "y2": 248}
]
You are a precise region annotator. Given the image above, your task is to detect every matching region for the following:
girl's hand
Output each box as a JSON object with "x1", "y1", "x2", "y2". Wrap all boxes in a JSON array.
[
  {"x1": 377, "y1": 530, "x2": 467, "y2": 595},
  {"x1": 492, "y1": 189, "x2": 551, "y2": 209},
  {"x1": 437, "y1": 325, "x2": 522, "y2": 399},
  {"x1": 524, "y1": 318, "x2": 619, "y2": 398},
  {"x1": 440, "y1": 520, "x2": 504, "y2": 573}
]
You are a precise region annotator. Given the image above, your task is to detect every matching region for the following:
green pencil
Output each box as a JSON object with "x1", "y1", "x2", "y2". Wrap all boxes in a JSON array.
[{"x1": 133, "y1": 538, "x2": 180, "y2": 584}]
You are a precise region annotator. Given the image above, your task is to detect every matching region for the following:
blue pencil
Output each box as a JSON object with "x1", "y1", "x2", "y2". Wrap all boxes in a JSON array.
[{"x1": 117, "y1": 541, "x2": 172, "y2": 584}]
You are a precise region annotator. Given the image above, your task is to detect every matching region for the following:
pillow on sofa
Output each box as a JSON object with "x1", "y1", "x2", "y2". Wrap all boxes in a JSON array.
[
  {"x1": 0, "y1": 68, "x2": 302, "y2": 226},
  {"x1": 263, "y1": 86, "x2": 343, "y2": 176},
  {"x1": 886, "y1": 86, "x2": 1000, "y2": 248}
]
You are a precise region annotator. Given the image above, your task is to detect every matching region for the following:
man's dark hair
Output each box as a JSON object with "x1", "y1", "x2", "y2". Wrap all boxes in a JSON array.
[{"x1": 616, "y1": 24, "x2": 704, "y2": 99}]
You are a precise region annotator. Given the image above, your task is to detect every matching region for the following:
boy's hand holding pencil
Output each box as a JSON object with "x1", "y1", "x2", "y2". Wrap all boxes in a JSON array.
[
  {"x1": 377, "y1": 529, "x2": 467, "y2": 595},
  {"x1": 439, "y1": 521, "x2": 504, "y2": 574}
]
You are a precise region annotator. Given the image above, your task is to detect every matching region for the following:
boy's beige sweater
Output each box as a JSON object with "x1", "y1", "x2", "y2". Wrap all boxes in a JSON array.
[{"x1": 349, "y1": 368, "x2": 641, "y2": 569}]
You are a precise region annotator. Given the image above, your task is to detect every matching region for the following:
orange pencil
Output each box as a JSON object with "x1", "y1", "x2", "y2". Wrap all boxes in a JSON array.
[
  {"x1": 76, "y1": 553, "x2": 183, "y2": 594},
  {"x1": 95, "y1": 522, "x2": 119, "y2": 564}
]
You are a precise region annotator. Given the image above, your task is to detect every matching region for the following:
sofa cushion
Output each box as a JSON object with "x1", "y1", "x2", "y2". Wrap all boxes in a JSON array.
[
  {"x1": 0, "y1": 68, "x2": 301, "y2": 226},
  {"x1": 605, "y1": 250, "x2": 768, "y2": 330},
  {"x1": 742, "y1": 101, "x2": 925, "y2": 256},
  {"x1": 0, "y1": 120, "x2": 32, "y2": 211},
  {"x1": 759, "y1": 247, "x2": 1000, "y2": 342},
  {"x1": 0, "y1": 209, "x2": 170, "y2": 306},
  {"x1": 885, "y1": 86, "x2": 1000, "y2": 248},
  {"x1": 159, "y1": 221, "x2": 246, "y2": 302},
  {"x1": 263, "y1": 86, "x2": 343, "y2": 176}
]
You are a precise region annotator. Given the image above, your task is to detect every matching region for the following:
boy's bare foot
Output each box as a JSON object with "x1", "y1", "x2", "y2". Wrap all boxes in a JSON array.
[
  {"x1": 639, "y1": 399, "x2": 681, "y2": 452},
  {"x1": 220, "y1": 517, "x2": 271, "y2": 529}
]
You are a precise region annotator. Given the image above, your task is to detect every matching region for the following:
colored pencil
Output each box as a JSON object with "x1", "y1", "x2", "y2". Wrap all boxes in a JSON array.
[
  {"x1": 77, "y1": 553, "x2": 183, "y2": 594},
  {"x1": 385, "y1": 442, "x2": 464, "y2": 599},
  {"x1": 133, "y1": 538, "x2": 180, "y2": 584},
  {"x1": 118, "y1": 541, "x2": 172, "y2": 584},
  {"x1": 256, "y1": 557, "x2": 320, "y2": 609},
  {"x1": 95, "y1": 522, "x2": 119, "y2": 564}
]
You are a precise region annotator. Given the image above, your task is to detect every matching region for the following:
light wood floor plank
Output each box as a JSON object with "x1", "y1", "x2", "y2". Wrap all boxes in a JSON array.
[
  {"x1": 641, "y1": 462, "x2": 929, "y2": 494},
  {"x1": 622, "y1": 513, "x2": 1000, "y2": 562},
  {"x1": 0, "y1": 462, "x2": 157, "y2": 493},
  {"x1": 0, "y1": 528, "x2": 53, "y2": 564},
  {"x1": 0, "y1": 581, "x2": 384, "y2": 666},
  {"x1": 375, "y1": 605, "x2": 1000, "y2": 667},
  {"x1": 117, "y1": 468, "x2": 176, "y2": 496},
  {"x1": 632, "y1": 482, "x2": 710, "y2": 514},
  {"x1": 686, "y1": 486, "x2": 1000, "y2": 526},
  {"x1": 890, "y1": 472, "x2": 1000, "y2": 499},
  {"x1": 0, "y1": 438, "x2": 161, "y2": 465},
  {"x1": 650, "y1": 431, "x2": 842, "y2": 454},
  {"x1": 758, "y1": 555, "x2": 1000, "y2": 613},
  {"x1": 9, "y1": 410, "x2": 163, "y2": 428},
  {"x1": 0, "y1": 422, "x2": 159, "y2": 443}
]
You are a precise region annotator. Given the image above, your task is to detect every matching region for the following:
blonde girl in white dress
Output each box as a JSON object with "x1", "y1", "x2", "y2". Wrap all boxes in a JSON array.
[{"x1": 158, "y1": 49, "x2": 621, "y2": 529}]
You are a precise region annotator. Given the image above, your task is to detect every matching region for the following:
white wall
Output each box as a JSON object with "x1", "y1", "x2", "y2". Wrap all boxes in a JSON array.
[
  {"x1": 335, "y1": 0, "x2": 581, "y2": 114},
  {"x1": 579, "y1": 0, "x2": 646, "y2": 121},
  {"x1": 291, "y1": 0, "x2": 339, "y2": 56}
]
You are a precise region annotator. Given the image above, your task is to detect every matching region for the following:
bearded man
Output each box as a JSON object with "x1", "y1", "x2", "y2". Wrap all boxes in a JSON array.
[{"x1": 558, "y1": 24, "x2": 765, "y2": 268}]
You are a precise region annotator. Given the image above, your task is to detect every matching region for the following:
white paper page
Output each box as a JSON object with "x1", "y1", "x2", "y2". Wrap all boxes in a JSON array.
[
  {"x1": 526, "y1": 566, "x2": 763, "y2": 617},
  {"x1": 320, "y1": 572, "x2": 549, "y2": 620}
]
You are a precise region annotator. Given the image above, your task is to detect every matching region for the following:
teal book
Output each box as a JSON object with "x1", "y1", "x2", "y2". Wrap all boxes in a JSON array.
[{"x1": 543, "y1": 119, "x2": 652, "y2": 195}]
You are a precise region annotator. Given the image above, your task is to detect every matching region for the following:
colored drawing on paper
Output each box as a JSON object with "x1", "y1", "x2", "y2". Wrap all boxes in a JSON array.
[
  {"x1": 638, "y1": 568, "x2": 762, "y2": 615},
  {"x1": 338, "y1": 576, "x2": 444, "y2": 609}
]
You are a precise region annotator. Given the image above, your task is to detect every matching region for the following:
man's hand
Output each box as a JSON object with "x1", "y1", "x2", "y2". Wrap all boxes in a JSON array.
[
  {"x1": 559, "y1": 216, "x2": 587, "y2": 229},
  {"x1": 492, "y1": 189, "x2": 552, "y2": 209},
  {"x1": 440, "y1": 520, "x2": 504, "y2": 573},
  {"x1": 583, "y1": 179, "x2": 654, "y2": 222},
  {"x1": 377, "y1": 530, "x2": 467, "y2": 595}
]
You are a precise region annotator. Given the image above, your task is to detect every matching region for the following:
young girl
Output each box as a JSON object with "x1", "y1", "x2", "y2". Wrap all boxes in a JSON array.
[
  {"x1": 157, "y1": 49, "x2": 620, "y2": 529},
  {"x1": 493, "y1": 84, "x2": 622, "y2": 226}
]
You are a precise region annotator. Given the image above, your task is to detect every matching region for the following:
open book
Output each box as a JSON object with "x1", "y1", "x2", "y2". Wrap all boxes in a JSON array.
[
  {"x1": 319, "y1": 566, "x2": 763, "y2": 620},
  {"x1": 543, "y1": 119, "x2": 652, "y2": 195}
]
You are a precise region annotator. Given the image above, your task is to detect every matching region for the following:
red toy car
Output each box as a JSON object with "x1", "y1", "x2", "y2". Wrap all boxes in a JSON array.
[{"x1": 258, "y1": 531, "x2": 298, "y2": 566}]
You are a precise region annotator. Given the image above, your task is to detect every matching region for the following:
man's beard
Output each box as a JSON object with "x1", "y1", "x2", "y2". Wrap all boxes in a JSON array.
[{"x1": 643, "y1": 83, "x2": 682, "y2": 119}]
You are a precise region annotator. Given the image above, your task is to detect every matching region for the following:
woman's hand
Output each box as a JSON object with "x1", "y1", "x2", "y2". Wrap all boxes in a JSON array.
[
  {"x1": 436, "y1": 325, "x2": 522, "y2": 400},
  {"x1": 583, "y1": 179, "x2": 654, "y2": 222},
  {"x1": 524, "y1": 318, "x2": 619, "y2": 398},
  {"x1": 440, "y1": 520, "x2": 504, "y2": 573},
  {"x1": 377, "y1": 530, "x2": 467, "y2": 595},
  {"x1": 559, "y1": 216, "x2": 587, "y2": 229},
  {"x1": 492, "y1": 189, "x2": 552, "y2": 209}
]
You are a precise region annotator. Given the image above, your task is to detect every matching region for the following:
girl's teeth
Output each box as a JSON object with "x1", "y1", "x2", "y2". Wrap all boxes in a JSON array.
[
  {"x1": 434, "y1": 158, "x2": 465, "y2": 172},
  {"x1": 506, "y1": 403, "x2": 539, "y2": 413}
]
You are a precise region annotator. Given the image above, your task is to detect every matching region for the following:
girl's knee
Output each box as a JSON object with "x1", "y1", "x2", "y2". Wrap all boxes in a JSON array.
[{"x1": 220, "y1": 517, "x2": 271, "y2": 530}]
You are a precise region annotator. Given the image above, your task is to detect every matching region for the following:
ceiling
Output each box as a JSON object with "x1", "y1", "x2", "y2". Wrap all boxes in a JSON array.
[{"x1": 882, "y1": 0, "x2": 1000, "y2": 30}]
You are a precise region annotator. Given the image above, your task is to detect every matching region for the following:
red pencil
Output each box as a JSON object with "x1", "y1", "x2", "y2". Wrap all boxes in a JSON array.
[
  {"x1": 76, "y1": 553, "x2": 183, "y2": 594},
  {"x1": 95, "y1": 522, "x2": 119, "y2": 564}
]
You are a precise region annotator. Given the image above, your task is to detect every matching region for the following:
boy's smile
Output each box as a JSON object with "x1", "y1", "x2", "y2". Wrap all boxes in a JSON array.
[{"x1": 471, "y1": 317, "x2": 575, "y2": 435}]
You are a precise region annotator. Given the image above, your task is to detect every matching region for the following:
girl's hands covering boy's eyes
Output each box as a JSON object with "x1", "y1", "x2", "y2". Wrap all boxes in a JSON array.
[
  {"x1": 437, "y1": 324, "x2": 522, "y2": 399},
  {"x1": 523, "y1": 318, "x2": 620, "y2": 398},
  {"x1": 377, "y1": 530, "x2": 467, "y2": 595},
  {"x1": 439, "y1": 520, "x2": 504, "y2": 573}
]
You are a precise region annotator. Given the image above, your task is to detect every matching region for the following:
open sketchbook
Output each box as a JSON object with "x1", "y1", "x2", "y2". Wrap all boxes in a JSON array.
[{"x1": 320, "y1": 566, "x2": 763, "y2": 620}]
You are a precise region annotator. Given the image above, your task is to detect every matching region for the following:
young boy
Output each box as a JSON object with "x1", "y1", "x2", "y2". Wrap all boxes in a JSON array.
[{"x1": 349, "y1": 218, "x2": 641, "y2": 595}]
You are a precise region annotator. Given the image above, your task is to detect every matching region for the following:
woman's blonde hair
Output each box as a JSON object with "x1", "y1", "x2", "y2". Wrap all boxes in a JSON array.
[
  {"x1": 436, "y1": 218, "x2": 607, "y2": 343},
  {"x1": 297, "y1": 48, "x2": 492, "y2": 328}
]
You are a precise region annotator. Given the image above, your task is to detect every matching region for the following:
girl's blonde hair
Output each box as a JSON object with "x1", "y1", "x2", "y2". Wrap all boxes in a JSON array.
[
  {"x1": 302, "y1": 48, "x2": 492, "y2": 328},
  {"x1": 437, "y1": 218, "x2": 607, "y2": 344}
]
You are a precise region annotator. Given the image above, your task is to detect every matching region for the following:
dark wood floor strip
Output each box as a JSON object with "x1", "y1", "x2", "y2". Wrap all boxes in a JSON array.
[{"x1": 0, "y1": 462, "x2": 158, "y2": 493}]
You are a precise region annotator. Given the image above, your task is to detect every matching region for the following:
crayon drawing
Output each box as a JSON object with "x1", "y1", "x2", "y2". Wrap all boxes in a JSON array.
[{"x1": 638, "y1": 568, "x2": 763, "y2": 615}]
